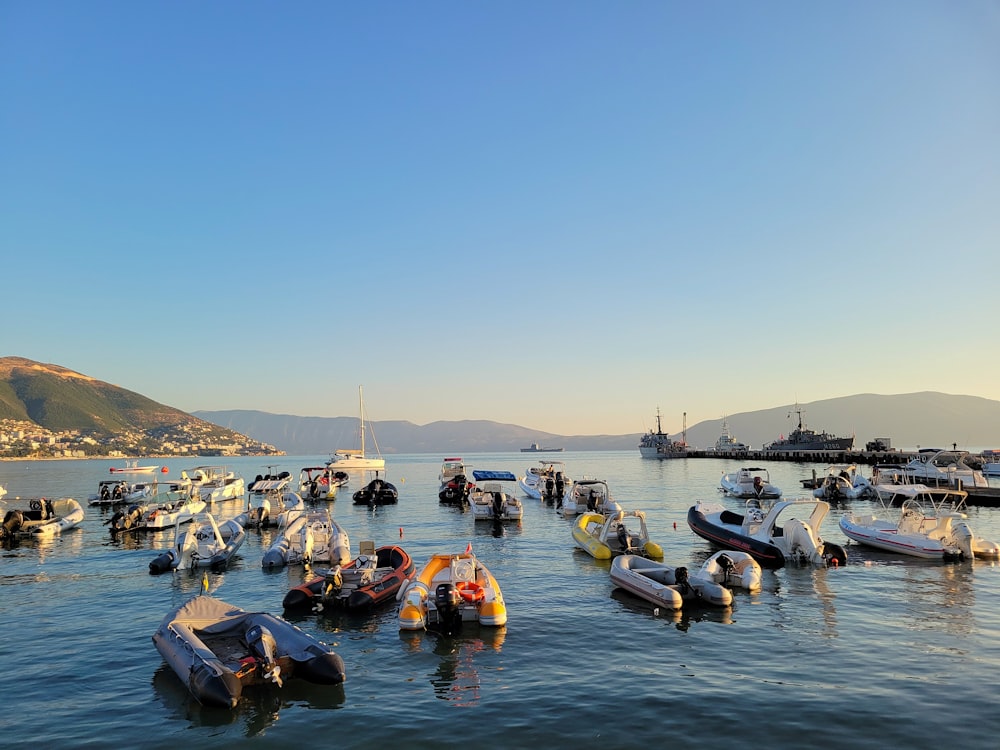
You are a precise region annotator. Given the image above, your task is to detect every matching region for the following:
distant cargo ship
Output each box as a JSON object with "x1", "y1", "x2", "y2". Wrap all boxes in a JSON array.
[
  {"x1": 764, "y1": 408, "x2": 854, "y2": 451},
  {"x1": 521, "y1": 442, "x2": 564, "y2": 453}
]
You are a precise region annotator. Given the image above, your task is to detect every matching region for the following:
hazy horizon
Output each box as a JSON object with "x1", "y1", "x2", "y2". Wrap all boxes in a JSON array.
[{"x1": 4, "y1": 2, "x2": 998, "y2": 434}]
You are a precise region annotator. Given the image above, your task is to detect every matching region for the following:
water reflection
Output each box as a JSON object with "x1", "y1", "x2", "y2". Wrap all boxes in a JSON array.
[
  {"x1": 399, "y1": 627, "x2": 506, "y2": 706},
  {"x1": 151, "y1": 663, "x2": 345, "y2": 735},
  {"x1": 611, "y1": 586, "x2": 739, "y2": 629}
]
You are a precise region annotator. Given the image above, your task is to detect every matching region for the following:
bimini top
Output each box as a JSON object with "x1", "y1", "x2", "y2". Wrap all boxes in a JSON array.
[{"x1": 473, "y1": 470, "x2": 518, "y2": 482}]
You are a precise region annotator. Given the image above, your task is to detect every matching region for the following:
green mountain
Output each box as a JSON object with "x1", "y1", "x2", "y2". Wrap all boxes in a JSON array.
[{"x1": 0, "y1": 356, "x2": 269, "y2": 453}]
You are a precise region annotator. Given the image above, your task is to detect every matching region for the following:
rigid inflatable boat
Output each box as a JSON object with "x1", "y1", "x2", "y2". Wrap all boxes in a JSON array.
[
  {"x1": 0, "y1": 498, "x2": 84, "y2": 541},
  {"x1": 687, "y1": 498, "x2": 846, "y2": 569},
  {"x1": 399, "y1": 551, "x2": 507, "y2": 634},
  {"x1": 283, "y1": 543, "x2": 416, "y2": 612}
]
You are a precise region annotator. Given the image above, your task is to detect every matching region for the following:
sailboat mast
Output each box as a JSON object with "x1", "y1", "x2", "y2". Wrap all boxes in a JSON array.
[{"x1": 359, "y1": 385, "x2": 365, "y2": 457}]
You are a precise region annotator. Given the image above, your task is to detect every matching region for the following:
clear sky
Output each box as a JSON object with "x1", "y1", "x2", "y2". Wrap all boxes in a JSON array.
[{"x1": 3, "y1": 1, "x2": 999, "y2": 436}]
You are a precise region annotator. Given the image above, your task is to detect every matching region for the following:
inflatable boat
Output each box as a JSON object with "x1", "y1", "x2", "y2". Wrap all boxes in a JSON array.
[
  {"x1": 152, "y1": 595, "x2": 346, "y2": 708},
  {"x1": 149, "y1": 512, "x2": 246, "y2": 574},
  {"x1": 261, "y1": 509, "x2": 350, "y2": 569},
  {"x1": 399, "y1": 551, "x2": 507, "y2": 634},
  {"x1": 283, "y1": 543, "x2": 416, "y2": 612},
  {"x1": 610, "y1": 555, "x2": 733, "y2": 608},
  {"x1": 572, "y1": 508, "x2": 663, "y2": 560},
  {"x1": 1, "y1": 497, "x2": 84, "y2": 541},
  {"x1": 687, "y1": 498, "x2": 847, "y2": 569}
]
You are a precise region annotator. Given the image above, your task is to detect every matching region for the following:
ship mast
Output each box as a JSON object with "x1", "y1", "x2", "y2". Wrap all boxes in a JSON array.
[{"x1": 682, "y1": 411, "x2": 687, "y2": 446}]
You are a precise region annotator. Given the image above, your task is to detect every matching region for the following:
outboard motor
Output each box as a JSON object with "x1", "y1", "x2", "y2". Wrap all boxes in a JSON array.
[
  {"x1": 100, "y1": 484, "x2": 111, "y2": 502},
  {"x1": 246, "y1": 624, "x2": 283, "y2": 686},
  {"x1": 555, "y1": 472, "x2": 565, "y2": 501},
  {"x1": 1, "y1": 509, "x2": 25, "y2": 541},
  {"x1": 491, "y1": 492, "x2": 505, "y2": 519},
  {"x1": 587, "y1": 489, "x2": 598, "y2": 512},
  {"x1": 433, "y1": 583, "x2": 463, "y2": 635},
  {"x1": 616, "y1": 523, "x2": 633, "y2": 554},
  {"x1": 544, "y1": 476, "x2": 555, "y2": 500},
  {"x1": 673, "y1": 566, "x2": 691, "y2": 596}
]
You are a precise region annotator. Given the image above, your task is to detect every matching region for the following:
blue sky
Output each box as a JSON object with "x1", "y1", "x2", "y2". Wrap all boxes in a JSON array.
[{"x1": 3, "y1": 1, "x2": 999, "y2": 436}]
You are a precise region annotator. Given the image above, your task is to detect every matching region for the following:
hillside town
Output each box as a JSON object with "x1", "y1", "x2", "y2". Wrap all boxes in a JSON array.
[{"x1": 0, "y1": 418, "x2": 282, "y2": 459}]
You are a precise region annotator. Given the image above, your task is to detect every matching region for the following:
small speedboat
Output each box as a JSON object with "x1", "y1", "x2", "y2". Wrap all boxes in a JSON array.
[
  {"x1": 439, "y1": 473, "x2": 474, "y2": 505},
  {"x1": 298, "y1": 467, "x2": 349, "y2": 500},
  {"x1": 687, "y1": 498, "x2": 847, "y2": 569},
  {"x1": 720, "y1": 468, "x2": 782, "y2": 499},
  {"x1": 695, "y1": 550, "x2": 763, "y2": 592},
  {"x1": 88, "y1": 480, "x2": 152, "y2": 506},
  {"x1": 610, "y1": 555, "x2": 732, "y2": 608},
  {"x1": 282, "y1": 542, "x2": 416, "y2": 612},
  {"x1": 182, "y1": 466, "x2": 246, "y2": 503},
  {"x1": 352, "y1": 474, "x2": 398, "y2": 505},
  {"x1": 469, "y1": 470, "x2": 523, "y2": 521},
  {"x1": 572, "y1": 508, "x2": 663, "y2": 560},
  {"x1": 517, "y1": 461, "x2": 569, "y2": 502},
  {"x1": 148, "y1": 512, "x2": 246, "y2": 574},
  {"x1": 261, "y1": 509, "x2": 350, "y2": 569},
  {"x1": 0, "y1": 497, "x2": 85, "y2": 541},
  {"x1": 812, "y1": 464, "x2": 875, "y2": 500},
  {"x1": 839, "y1": 485, "x2": 1000, "y2": 561},
  {"x1": 560, "y1": 478, "x2": 616, "y2": 517},
  {"x1": 109, "y1": 495, "x2": 207, "y2": 533},
  {"x1": 152, "y1": 594, "x2": 346, "y2": 708},
  {"x1": 399, "y1": 551, "x2": 507, "y2": 634},
  {"x1": 438, "y1": 457, "x2": 467, "y2": 488},
  {"x1": 234, "y1": 488, "x2": 305, "y2": 530}
]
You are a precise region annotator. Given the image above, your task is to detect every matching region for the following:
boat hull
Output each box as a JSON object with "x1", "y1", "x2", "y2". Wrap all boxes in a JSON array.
[
  {"x1": 686, "y1": 505, "x2": 788, "y2": 569},
  {"x1": 152, "y1": 595, "x2": 345, "y2": 708},
  {"x1": 283, "y1": 545, "x2": 416, "y2": 612}
]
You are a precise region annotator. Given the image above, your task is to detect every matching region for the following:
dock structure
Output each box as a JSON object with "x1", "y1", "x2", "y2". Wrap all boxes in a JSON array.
[{"x1": 688, "y1": 449, "x2": 919, "y2": 465}]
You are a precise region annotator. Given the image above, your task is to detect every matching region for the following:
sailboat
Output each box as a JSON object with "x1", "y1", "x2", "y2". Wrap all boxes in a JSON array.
[{"x1": 327, "y1": 386, "x2": 386, "y2": 470}]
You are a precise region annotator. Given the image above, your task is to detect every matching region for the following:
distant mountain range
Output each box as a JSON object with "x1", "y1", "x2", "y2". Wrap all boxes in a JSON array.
[
  {"x1": 3, "y1": 357, "x2": 996, "y2": 455},
  {"x1": 196, "y1": 392, "x2": 1000, "y2": 455}
]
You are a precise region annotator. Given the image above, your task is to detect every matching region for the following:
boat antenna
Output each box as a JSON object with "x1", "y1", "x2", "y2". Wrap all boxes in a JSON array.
[{"x1": 682, "y1": 412, "x2": 687, "y2": 446}]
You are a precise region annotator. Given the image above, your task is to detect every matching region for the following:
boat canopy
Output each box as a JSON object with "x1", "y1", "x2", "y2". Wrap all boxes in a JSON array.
[{"x1": 473, "y1": 470, "x2": 518, "y2": 482}]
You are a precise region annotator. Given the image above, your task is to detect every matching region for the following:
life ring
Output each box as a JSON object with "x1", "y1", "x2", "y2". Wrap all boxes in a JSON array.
[{"x1": 455, "y1": 581, "x2": 484, "y2": 603}]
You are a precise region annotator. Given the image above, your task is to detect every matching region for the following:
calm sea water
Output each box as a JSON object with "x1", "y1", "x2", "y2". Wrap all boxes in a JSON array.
[{"x1": 2, "y1": 452, "x2": 1000, "y2": 749}]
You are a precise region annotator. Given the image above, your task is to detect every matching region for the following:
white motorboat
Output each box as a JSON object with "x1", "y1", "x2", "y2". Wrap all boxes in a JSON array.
[
  {"x1": 110, "y1": 459, "x2": 161, "y2": 474},
  {"x1": 719, "y1": 467, "x2": 782, "y2": 499},
  {"x1": 298, "y1": 466, "x2": 349, "y2": 500},
  {"x1": 182, "y1": 466, "x2": 246, "y2": 503},
  {"x1": 438, "y1": 457, "x2": 467, "y2": 488},
  {"x1": 610, "y1": 555, "x2": 732, "y2": 609},
  {"x1": 517, "y1": 460, "x2": 570, "y2": 502},
  {"x1": 811, "y1": 464, "x2": 875, "y2": 500},
  {"x1": 235, "y1": 482, "x2": 306, "y2": 530},
  {"x1": 148, "y1": 512, "x2": 246, "y2": 573},
  {"x1": 695, "y1": 550, "x2": 763, "y2": 592},
  {"x1": 108, "y1": 494, "x2": 207, "y2": 533},
  {"x1": 261, "y1": 509, "x2": 350, "y2": 569},
  {"x1": 841, "y1": 485, "x2": 1000, "y2": 561},
  {"x1": 469, "y1": 470, "x2": 523, "y2": 521},
  {"x1": 560, "y1": 478, "x2": 617, "y2": 517},
  {"x1": 687, "y1": 497, "x2": 847, "y2": 569},
  {"x1": 572, "y1": 508, "x2": 664, "y2": 560},
  {"x1": 327, "y1": 385, "x2": 385, "y2": 470},
  {"x1": 902, "y1": 450, "x2": 988, "y2": 489},
  {"x1": 1, "y1": 497, "x2": 85, "y2": 541}
]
